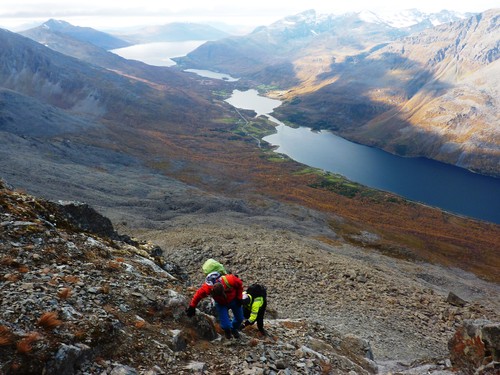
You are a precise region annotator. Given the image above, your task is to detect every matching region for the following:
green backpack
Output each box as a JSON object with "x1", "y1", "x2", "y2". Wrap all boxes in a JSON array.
[{"x1": 202, "y1": 258, "x2": 227, "y2": 276}]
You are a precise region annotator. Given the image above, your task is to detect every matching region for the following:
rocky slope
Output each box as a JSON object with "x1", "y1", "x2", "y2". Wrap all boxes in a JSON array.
[{"x1": 1, "y1": 180, "x2": 499, "y2": 374}]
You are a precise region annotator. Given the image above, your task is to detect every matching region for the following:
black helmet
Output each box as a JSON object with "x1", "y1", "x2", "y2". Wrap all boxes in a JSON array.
[{"x1": 241, "y1": 292, "x2": 251, "y2": 305}]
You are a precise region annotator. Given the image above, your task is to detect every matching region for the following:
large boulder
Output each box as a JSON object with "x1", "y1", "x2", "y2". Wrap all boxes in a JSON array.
[
  {"x1": 448, "y1": 319, "x2": 500, "y2": 374},
  {"x1": 55, "y1": 201, "x2": 135, "y2": 243},
  {"x1": 45, "y1": 343, "x2": 92, "y2": 375}
]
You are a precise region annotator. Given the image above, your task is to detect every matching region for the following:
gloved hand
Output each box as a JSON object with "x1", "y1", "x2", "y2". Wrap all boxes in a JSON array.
[
  {"x1": 186, "y1": 306, "x2": 196, "y2": 317},
  {"x1": 243, "y1": 319, "x2": 252, "y2": 327}
]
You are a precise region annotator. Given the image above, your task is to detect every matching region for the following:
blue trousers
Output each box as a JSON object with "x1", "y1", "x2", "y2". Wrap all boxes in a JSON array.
[{"x1": 215, "y1": 299, "x2": 244, "y2": 331}]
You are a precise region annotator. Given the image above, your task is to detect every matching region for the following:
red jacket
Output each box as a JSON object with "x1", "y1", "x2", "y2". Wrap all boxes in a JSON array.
[{"x1": 189, "y1": 274, "x2": 243, "y2": 307}]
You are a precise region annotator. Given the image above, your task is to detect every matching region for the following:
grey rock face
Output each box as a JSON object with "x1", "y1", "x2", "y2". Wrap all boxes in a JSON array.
[{"x1": 45, "y1": 343, "x2": 92, "y2": 375}]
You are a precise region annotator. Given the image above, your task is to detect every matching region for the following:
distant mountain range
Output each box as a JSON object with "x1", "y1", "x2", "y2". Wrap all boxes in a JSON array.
[
  {"x1": 356, "y1": 8, "x2": 473, "y2": 29},
  {"x1": 175, "y1": 8, "x2": 499, "y2": 177},
  {"x1": 276, "y1": 9, "x2": 500, "y2": 177},
  {"x1": 174, "y1": 9, "x2": 471, "y2": 81},
  {"x1": 20, "y1": 19, "x2": 231, "y2": 49},
  {"x1": 119, "y1": 22, "x2": 231, "y2": 43}
]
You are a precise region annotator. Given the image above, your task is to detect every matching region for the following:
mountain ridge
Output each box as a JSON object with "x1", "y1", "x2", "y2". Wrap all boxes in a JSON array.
[
  {"x1": 174, "y1": 8, "x2": 471, "y2": 79},
  {"x1": 30, "y1": 19, "x2": 131, "y2": 50},
  {"x1": 355, "y1": 8, "x2": 472, "y2": 29}
]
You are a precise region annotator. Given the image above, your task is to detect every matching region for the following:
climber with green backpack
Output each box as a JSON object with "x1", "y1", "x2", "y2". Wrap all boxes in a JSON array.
[
  {"x1": 186, "y1": 258, "x2": 245, "y2": 339},
  {"x1": 201, "y1": 258, "x2": 227, "y2": 276},
  {"x1": 186, "y1": 271, "x2": 244, "y2": 339}
]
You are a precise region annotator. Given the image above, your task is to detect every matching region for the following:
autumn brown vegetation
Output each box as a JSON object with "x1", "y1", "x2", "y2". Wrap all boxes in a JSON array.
[
  {"x1": 134, "y1": 320, "x2": 146, "y2": 329},
  {"x1": 37, "y1": 312, "x2": 62, "y2": 330},
  {"x1": 63, "y1": 275, "x2": 80, "y2": 284},
  {"x1": 16, "y1": 332, "x2": 40, "y2": 354},
  {"x1": 57, "y1": 287, "x2": 72, "y2": 300},
  {"x1": 0, "y1": 326, "x2": 13, "y2": 346},
  {"x1": 100, "y1": 89, "x2": 500, "y2": 283}
]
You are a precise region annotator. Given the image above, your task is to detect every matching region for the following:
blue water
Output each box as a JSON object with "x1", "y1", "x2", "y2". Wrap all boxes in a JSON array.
[
  {"x1": 222, "y1": 88, "x2": 500, "y2": 224},
  {"x1": 264, "y1": 125, "x2": 500, "y2": 224}
]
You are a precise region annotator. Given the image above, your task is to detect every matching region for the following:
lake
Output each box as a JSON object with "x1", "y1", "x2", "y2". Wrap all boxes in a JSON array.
[
  {"x1": 225, "y1": 89, "x2": 500, "y2": 224},
  {"x1": 110, "y1": 41, "x2": 206, "y2": 67},
  {"x1": 225, "y1": 89, "x2": 281, "y2": 115},
  {"x1": 184, "y1": 69, "x2": 239, "y2": 81}
]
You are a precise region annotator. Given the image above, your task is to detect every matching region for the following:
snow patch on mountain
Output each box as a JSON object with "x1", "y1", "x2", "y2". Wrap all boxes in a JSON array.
[
  {"x1": 268, "y1": 8, "x2": 471, "y2": 33},
  {"x1": 358, "y1": 9, "x2": 470, "y2": 28}
]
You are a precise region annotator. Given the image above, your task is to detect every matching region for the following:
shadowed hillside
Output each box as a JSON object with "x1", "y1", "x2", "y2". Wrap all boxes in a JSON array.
[
  {"x1": 276, "y1": 9, "x2": 500, "y2": 177},
  {"x1": 0, "y1": 27, "x2": 217, "y2": 126}
]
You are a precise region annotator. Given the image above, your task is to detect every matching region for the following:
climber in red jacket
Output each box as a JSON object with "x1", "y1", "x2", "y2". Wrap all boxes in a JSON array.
[{"x1": 186, "y1": 272, "x2": 244, "y2": 339}]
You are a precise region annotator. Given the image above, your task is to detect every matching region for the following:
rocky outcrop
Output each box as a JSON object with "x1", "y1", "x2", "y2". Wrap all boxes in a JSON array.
[
  {"x1": 54, "y1": 200, "x2": 135, "y2": 244},
  {"x1": 448, "y1": 320, "x2": 500, "y2": 374},
  {"x1": 447, "y1": 291, "x2": 468, "y2": 307}
]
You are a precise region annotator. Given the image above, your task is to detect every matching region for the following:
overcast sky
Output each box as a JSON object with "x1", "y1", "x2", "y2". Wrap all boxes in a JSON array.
[{"x1": 0, "y1": 0, "x2": 498, "y2": 32}]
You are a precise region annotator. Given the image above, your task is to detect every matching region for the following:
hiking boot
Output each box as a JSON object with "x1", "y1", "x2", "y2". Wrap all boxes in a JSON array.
[
  {"x1": 231, "y1": 329, "x2": 240, "y2": 339},
  {"x1": 224, "y1": 329, "x2": 232, "y2": 339}
]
